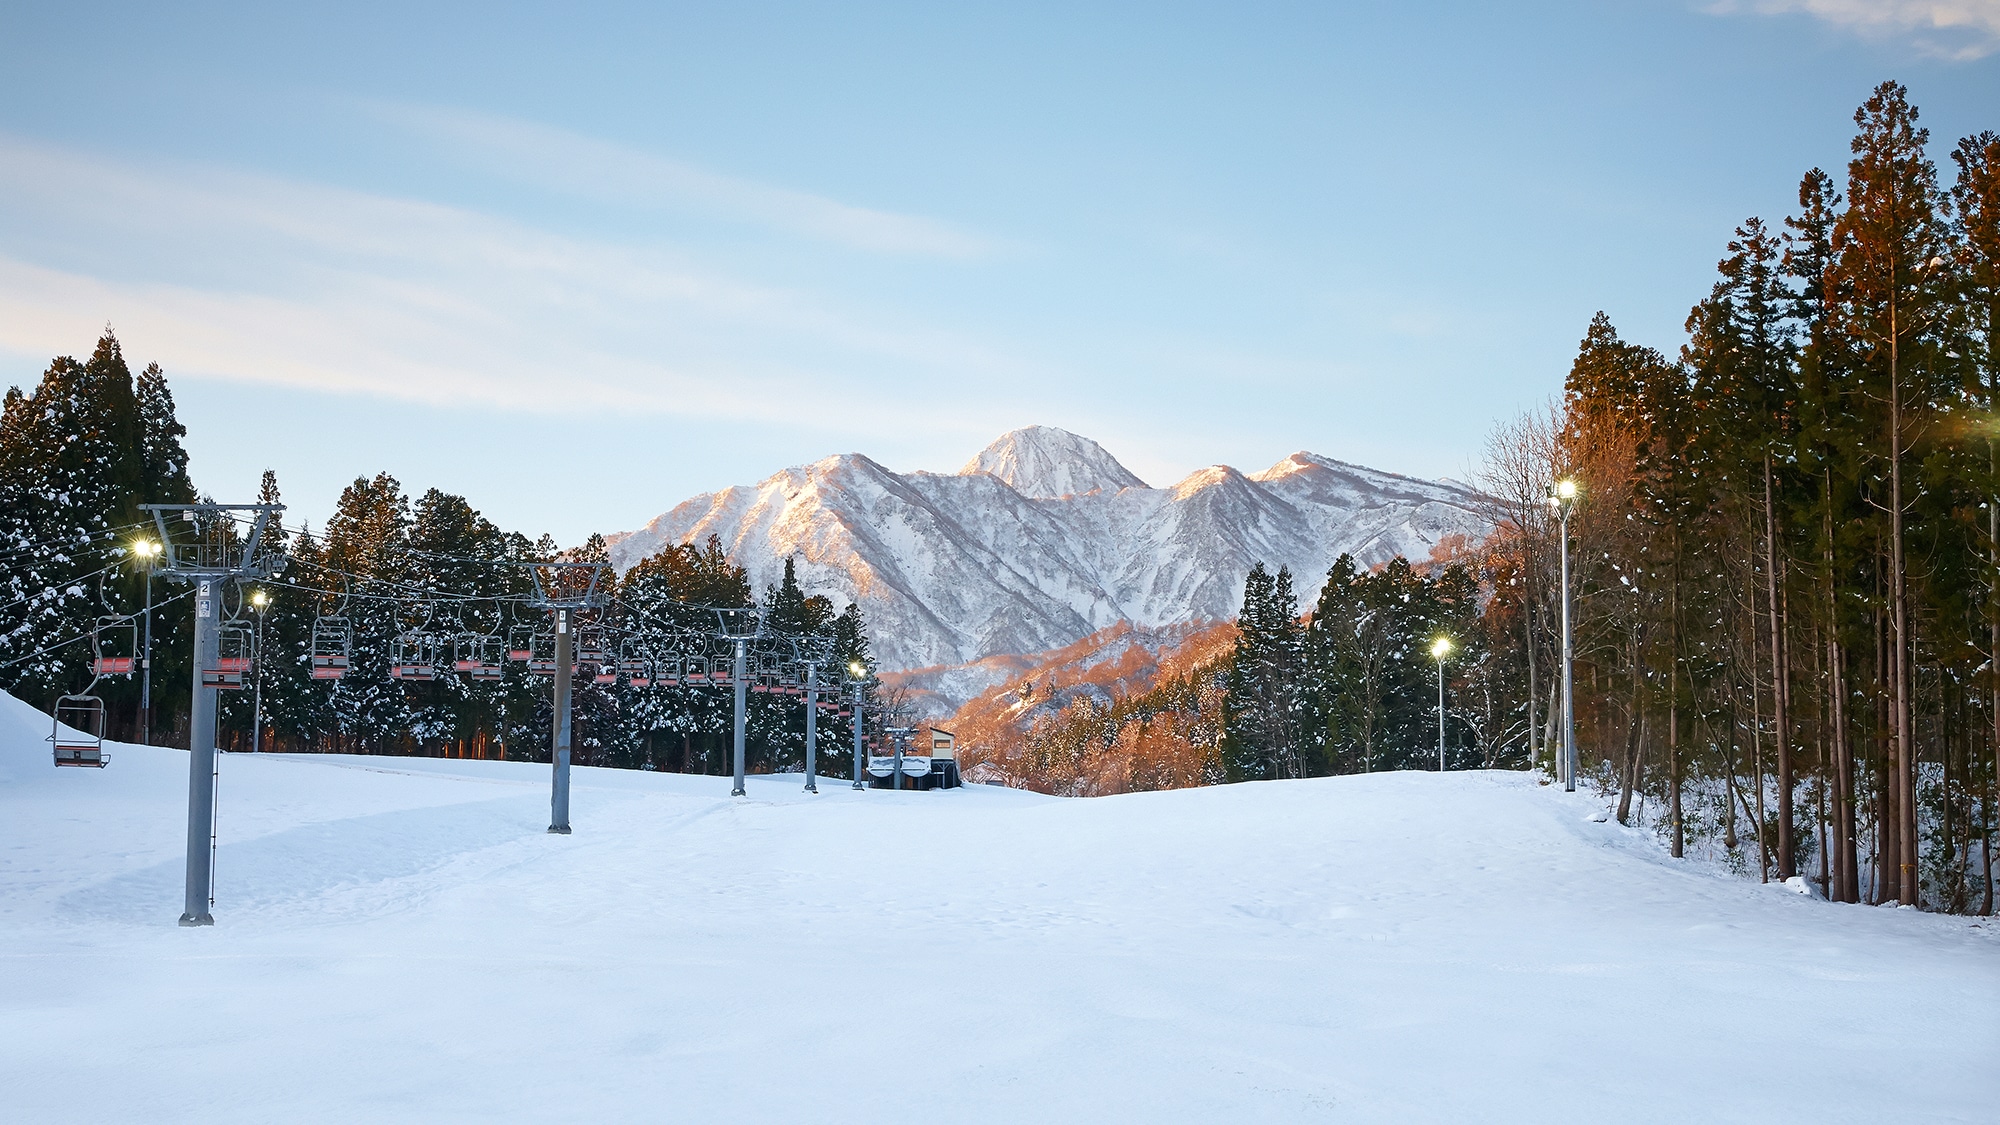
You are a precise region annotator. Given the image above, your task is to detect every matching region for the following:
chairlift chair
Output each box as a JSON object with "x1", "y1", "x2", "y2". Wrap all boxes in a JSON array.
[
  {"x1": 310, "y1": 615, "x2": 352, "y2": 680},
  {"x1": 577, "y1": 625, "x2": 611, "y2": 665},
  {"x1": 468, "y1": 635, "x2": 506, "y2": 682},
  {"x1": 526, "y1": 630, "x2": 559, "y2": 675},
  {"x1": 202, "y1": 624, "x2": 252, "y2": 689},
  {"x1": 508, "y1": 625, "x2": 534, "y2": 663},
  {"x1": 91, "y1": 615, "x2": 138, "y2": 677},
  {"x1": 390, "y1": 632, "x2": 438, "y2": 681},
  {"x1": 452, "y1": 631, "x2": 487, "y2": 674},
  {"x1": 52, "y1": 693, "x2": 108, "y2": 767}
]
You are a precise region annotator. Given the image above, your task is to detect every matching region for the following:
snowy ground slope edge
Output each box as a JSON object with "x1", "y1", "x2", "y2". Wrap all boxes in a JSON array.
[{"x1": 2, "y1": 690, "x2": 1995, "y2": 1123}]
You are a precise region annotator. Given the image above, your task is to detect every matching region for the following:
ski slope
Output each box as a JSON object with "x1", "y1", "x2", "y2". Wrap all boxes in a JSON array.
[{"x1": 2, "y1": 690, "x2": 1994, "y2": 1123}]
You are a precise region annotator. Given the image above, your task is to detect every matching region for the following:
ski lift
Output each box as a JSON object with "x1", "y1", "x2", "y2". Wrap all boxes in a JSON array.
[
  {"x1": 91, "y1": 614, "x2": 138, "y2": 677},
  {"x1": 594, "y1": 663, "x2": 618, "y2": 686},
  {"x1": 527, "y1": 630, "x2": 557, "y2": 675},
  {"x1": 52, "y1": 693, "x2": 108, "y2": 768},
  {"x1": 452, "y1": 631, "x2": 484, "y2": 674},
  {"x1": 657, "y1": 657, "x2": 681, "y2": 687},
  {"x1": 311, "y1": 616, "x2": 352, "y2": 680},
  {"x1": 577, "y1": 625, "x2": 611, "y2": 664},
  {"x1": 468, "y1": 635, "x2": 506, "y2": 683},
  {"x1": 310, "y1": 580, "x2": 353, "y2": 681},
  {"x1": 202, "y1": 623, "x2": 252, "y2": 689},
  {"x1": 507, "y1": 624, "x2": 534, "y2": 663},
  {"x1": 390, "y1": 631, "x2": 438, "y2": 681},
  {"x1": 616, "y1": 639, "x2": 648, "y2": 678}
]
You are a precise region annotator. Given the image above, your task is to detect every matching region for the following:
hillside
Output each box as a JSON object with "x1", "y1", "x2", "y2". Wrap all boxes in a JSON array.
[
  {"x1": 928, "y1": 618, "x2": 1237, "y2": 768},
  {"x1": 4, "y1": 690, "x2": 1993, "y2": 1122},
  {"x1": 603, "y1": 427, "x2": 1489, "y2": 670}
]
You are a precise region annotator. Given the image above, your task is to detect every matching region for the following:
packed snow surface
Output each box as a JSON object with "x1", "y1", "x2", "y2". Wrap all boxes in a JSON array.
[{"x1": 3, "y1": 696, "x2": 1994, "y2": 1122}]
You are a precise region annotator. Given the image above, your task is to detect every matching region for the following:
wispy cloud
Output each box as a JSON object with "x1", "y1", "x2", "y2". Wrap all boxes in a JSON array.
[
  {"x1": 377, "y1": 104, "x2": 1002, "y2": 259},
  {"x1": 1709, "y1": 0, "x2": 2000, "y2": 59},
  {"x1": 0, "y1": 133, "x2": 1025, "y2": 428}
]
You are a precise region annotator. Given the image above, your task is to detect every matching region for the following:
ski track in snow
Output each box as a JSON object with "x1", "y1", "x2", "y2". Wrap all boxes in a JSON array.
[{"x1": 1, "y1": 691, "x2": 1994, "y2": 1123}]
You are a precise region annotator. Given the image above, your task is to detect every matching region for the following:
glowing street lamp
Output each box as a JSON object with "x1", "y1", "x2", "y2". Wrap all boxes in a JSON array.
[
  {"x1": 133, "y1": 539, "x2": 162, "y2": 745},
  {"x1": 848, "y1": 656, "x2": 872, "y2": 788},
  {"x1": 249, "y1": 589, "x2": 270, "y2": 754},
  {"x1": 1430, "y1": 636, "x2": 1453, "y2": 772},
  {"x1": 1548, "y1": 478, "x2": 1580, "y2": 792}
]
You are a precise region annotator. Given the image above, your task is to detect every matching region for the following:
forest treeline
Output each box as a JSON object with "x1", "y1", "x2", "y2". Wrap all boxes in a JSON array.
[
  {"x1": 6, "y1": 81, "x2": 1993, "y2": 911},
  {"x1": 0, "y1": 338, "x2": 881, "y2": 776},
  {"x1": 985, "y1": 82, "x2": 1998, "y2": 913}
]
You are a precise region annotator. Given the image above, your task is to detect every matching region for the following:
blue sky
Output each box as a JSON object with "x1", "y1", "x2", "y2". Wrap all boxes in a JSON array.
[{"x1": 0, "y1": 2, "x2": 1995, "y2": 544}]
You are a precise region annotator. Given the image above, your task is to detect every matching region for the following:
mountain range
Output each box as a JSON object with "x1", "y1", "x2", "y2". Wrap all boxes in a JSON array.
[{"x1": 603, "y1": 426, "x2": 1490, "y2": 680}]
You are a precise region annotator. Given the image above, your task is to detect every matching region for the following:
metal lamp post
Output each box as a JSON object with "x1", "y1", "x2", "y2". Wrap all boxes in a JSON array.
[
  {"x1": 803, "y1": 661, "x2": 819, "y2": 794},
  {"x1": 1549, "y1": 479, "x2": 1579, "y2": 792},
  {"x1": 249, "y1": 589, "x2": 268, "y2": 753},
  {"x1": 1430, "y1": 636, "x2": 1453, "y2": 771},
  {"x1": 135, "y1": 538, "x2": 159, "y2": 745},
  {"x1": 849, "y1": 661, "x2": 867, "y2": 790}
]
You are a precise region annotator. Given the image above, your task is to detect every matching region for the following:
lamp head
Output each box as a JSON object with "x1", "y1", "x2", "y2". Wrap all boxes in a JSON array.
[
  {"x1": 1430, "y1": 636, "x2": 1453, "y2": 660},
  {"x1": 848, "y1": 660, "x2": 867, "y2": 679},
  {"x1": 135, "y1": 539, "x2": 160, "y2": 558},
  {"x1": 250, "y1": 590, "x2": 269, "y2": 609},
  {"x1": 1555, "y1": 479, "x2": 1578, "y2": 502}
]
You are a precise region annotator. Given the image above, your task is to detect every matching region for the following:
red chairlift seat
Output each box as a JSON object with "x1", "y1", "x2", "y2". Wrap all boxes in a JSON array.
[{"x1": 90, "y1": 615, "x2": 138, "y2": 679}]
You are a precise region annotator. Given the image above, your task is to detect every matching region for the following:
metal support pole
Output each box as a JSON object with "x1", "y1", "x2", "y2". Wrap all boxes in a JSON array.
[
  {"x1": 731, "y1": 638, "x2": 748, "y2": 796},
  {"x1": 179, "y1": 579, "x2": 219, "y2": 927},
  {"x1": 1437, "y1": 658, "x2": 1447, "y2": 772},
  {"x1": 1560, "y1": 506, "x2": 1577, "y2": 793},
  {"x1": 852, "y1": 685, "x2": 865, "y2": 790},
  {"x1": 251, "y1": 605, "x2": 265, "y2": 754},
  {"x1": 892, "y1": 728, "x2": 905, "y2": 791},
  {"x1": 803, "y1": 663, "x2": 818, "y2": 793},
  {"x1": 139, "y1": 561, "x2": 153, "y2": 746},
  {"x1": 550, "y1": 609, "x2": 573, "y2": 834}
]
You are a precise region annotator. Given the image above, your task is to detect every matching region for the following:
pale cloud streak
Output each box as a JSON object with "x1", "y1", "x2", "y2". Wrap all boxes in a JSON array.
[
  {"x1": 1709, "y1": 0, "x2": 2000, "y2": 59},
  {"x1": 377, "y1": 103, "x2": 1003, "y2": 259},
  {"x1": 0, "y1": 133, "x2": 1026, "y2": 432}
]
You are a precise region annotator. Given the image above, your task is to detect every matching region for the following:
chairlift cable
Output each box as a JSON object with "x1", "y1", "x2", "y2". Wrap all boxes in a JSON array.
[{"x1": 0, "y1": 587, "x2": 196, "y2": 672}]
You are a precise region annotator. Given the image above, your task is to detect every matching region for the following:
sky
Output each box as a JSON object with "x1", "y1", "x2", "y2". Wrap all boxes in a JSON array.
[{"x1": 0, "y1": 1, "x2": 1995, "y2": 545}]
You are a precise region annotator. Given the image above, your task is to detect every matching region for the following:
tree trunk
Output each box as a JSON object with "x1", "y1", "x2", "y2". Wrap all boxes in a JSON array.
[
  {"x1": 1891, "y1": 314, "x2": 1918, "y2": 906},
  {"x1": 1767, "y1": 455, "x2": 1796, "y2": 878},
  {"x1": 1832, "y1": 631, "x2": 1858, "y2": 902},
  {"x1": 1524, "y1": 576, "x2": 1539, "y2": 769},
  {"x1": 1618, "y1": 628, "x2": 1641, "y2": 824}
]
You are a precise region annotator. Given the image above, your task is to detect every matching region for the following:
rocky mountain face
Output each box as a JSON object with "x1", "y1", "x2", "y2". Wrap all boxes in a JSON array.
[{"x1": 603, "y1": 427, "x2": 1490, "y2": 676}]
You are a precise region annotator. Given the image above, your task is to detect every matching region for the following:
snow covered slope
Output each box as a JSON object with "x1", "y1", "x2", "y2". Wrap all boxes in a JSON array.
[
  {"x1": 605, "y1": 427, "x2": 1489, "y2": 669},
  {"x1": 2, "y1": 692, "x2": 1993, "y2": 1123}
]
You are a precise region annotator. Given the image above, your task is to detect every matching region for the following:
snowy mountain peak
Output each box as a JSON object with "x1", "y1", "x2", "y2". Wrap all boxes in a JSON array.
[
  {"x1": 605, "y1": 431, "x2": 1490, "y2": 672},
  {"x1": 958, "y1": 426, "x2": 1148, "y2": 499}
]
